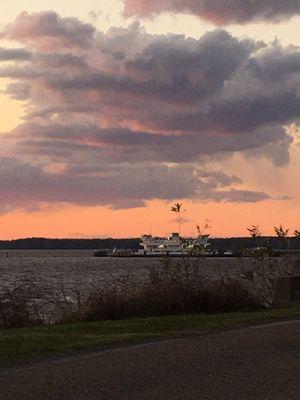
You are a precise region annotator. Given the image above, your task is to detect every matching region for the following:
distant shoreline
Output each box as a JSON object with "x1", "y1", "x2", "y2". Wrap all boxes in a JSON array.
[{"x1": 0, "y1": 237, "x2": 299, "y2": 251}]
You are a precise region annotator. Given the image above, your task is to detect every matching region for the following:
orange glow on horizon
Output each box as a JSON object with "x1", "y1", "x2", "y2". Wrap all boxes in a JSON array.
[{"x1": 0, "y1": 199, "x2": 299, "y2": 240}]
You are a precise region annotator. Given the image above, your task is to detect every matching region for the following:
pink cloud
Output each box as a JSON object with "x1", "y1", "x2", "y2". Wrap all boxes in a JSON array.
[
  {"x1": 123, "y1": 0, "x2": 300, "y2": 25},
  {"x1": 3, "y1": 11, "x2": 95, "y2": 51},
  {"x1": 0, "y1": 12, "x2": 298, "y2": 212}
]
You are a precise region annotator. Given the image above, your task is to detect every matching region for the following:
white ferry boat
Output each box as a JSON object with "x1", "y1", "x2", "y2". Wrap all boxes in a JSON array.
[
  {"x1": 135, "y1": 232, "x2": 210, "y2": 257},
  {"x1": 94, "y1": 233, "x2": 212, "y2": 257}
]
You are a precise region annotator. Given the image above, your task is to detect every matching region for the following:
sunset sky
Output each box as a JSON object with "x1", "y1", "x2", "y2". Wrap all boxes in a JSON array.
[{"x1": 0, "y1": 0, "x2": 300, "y2": 239}]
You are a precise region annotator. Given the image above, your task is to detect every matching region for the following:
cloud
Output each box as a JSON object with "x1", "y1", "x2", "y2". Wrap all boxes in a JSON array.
[
  {"x1": 46, "y1": 29, "x2": 255, "y2": 105},
  {"x1": 0, "y1": 12, "x2": 298, "y2": 212},
  {"x1": 123, "y1": 0, "x2": 300, "y2": 25},
  {"x1": 1, "y1": 11, "x2": 95, "y2": 50},
  {"x1": 0, "y1": 156, "x2": 266, "y2": 214},
  {"x1": 0, "y1": 47, "x2": 31, "y2": 61},
  {"x1": 205, "y1": 189, "x2": 270, "y2": 203},
  {"x1": 4, "y1": 122, "x2": 291, "y2": 166}
]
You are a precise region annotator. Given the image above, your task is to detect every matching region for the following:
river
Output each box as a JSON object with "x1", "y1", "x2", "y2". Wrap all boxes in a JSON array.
[{"x1": 0, "y1": 250, "x2": 295, "y2": 297}]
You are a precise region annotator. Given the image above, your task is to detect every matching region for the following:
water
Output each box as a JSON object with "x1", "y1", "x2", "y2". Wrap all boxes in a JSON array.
[
  {"x1": 0, "y1": 250, "x2": 294, "y2": 297},
  {"x1": 0, "y1": 250, "x2": 161, "y2": 321},
  {"x1": 0, "y1": 250, "x2": 152, "y2": 296},
  {"x1": 1, "y1": 250, "x2": 297, "y2": 322}
]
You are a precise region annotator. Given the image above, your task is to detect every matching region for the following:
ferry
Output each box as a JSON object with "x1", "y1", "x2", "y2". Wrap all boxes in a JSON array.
[
  {"x1": 93, "y1": 232, "x2": 211, "y2": 257},
  {"x1": 135, "y1": 232, "x2": 211, "y2": 257}
]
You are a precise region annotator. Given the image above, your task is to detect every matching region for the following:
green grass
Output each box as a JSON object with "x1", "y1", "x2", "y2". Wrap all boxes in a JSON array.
[{"x1": 1, "y1": 302, "x2": 300, "y2": 367}]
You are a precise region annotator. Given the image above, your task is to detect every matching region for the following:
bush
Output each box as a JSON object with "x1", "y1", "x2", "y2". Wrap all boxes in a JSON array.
[
  {"x1": 78, "y1": 259, "x2": 261, "y2": 322},
  {"x1": 0, "y1": 282, "x2": 45, "y2": 328},
  {"x1": 0, "y1": 259, "x2": 262, "y2": 328}
]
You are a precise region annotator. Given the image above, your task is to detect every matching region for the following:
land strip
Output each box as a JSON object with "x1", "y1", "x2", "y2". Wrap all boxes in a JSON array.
[{"x1": 1, "y1": 301, "x2": 300, "y2": 367}]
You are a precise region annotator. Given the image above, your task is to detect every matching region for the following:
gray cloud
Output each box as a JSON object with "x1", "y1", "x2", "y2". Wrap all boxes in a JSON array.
[
  {"x1": 204, "y1": 189, "x2": 270, "y2": 203},
  {"x1": 0, "y1": 47, "x2": 31, "y2": 61},
  {"x1": 2, "y1": 11, "x2": 95, "y2": 50},
  {"x1": 0, "y1": 156, "x2": 265, "y2": 214},
  {"x1": 0, "y1": 12, "x2": 297, "y2": 211},
  {"x1": 124, "y1": 0, "x2": 300, "y2": 25},
  {"x1": 5, "y1": 122, "x2": 291, "y2": 167},
  {"x1": 47, "y1": 29, "x2": 254, "y2": 104},
  {"x1": 161, "y1": 93, "x2": 300, "y2": 134}
]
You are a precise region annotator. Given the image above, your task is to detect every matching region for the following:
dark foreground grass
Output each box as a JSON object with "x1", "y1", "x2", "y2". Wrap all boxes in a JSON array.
[{"x1": 1, "y1": 301, "x2": 300, "y2": 367}]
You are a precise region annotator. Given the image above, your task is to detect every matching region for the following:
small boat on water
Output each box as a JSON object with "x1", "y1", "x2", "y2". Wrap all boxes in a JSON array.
[{"x1": 93, "y1": 249, "x2": 109, "y2": 257}]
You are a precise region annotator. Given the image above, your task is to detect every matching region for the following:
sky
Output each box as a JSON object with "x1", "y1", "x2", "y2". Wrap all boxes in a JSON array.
[{"x1": 0, "y1": 0, "x2": 300, "y2": 239}]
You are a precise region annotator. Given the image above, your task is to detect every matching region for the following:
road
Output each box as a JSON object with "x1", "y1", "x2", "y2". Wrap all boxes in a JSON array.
[{"x1": 1, "y1": 321, "x2": 300, "y2": 400}]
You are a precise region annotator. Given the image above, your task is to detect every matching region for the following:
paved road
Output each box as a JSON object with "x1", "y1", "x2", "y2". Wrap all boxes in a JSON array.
[{"x1": 1, "y1": 321, "x2": 300, "y2": 400}]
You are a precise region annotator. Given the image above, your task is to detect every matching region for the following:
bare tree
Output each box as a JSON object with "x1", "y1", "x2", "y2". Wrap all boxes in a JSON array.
[
  {"x1": 274, "y1": 225, "x2": 289, "y2": 239},
  {"x1": 294, "y1": 230, "x2": 300, "y2": 238},
  {"x1": 247, "y1": 225, "x2": 262, "y2": 239},
  {"x1": 171, "y1": 203, "x2": 186, "y2": 236}
]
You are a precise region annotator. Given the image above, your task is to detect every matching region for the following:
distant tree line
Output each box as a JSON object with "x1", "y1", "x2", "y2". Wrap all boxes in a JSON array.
[
  {"x1": 0, "y1": 238, "x2": 141, "y2": 250},
  {"x1": 210, "y1": 237, "x2": 300, "y2": 252},
  {"x1": 0, "y1": 236, "x2": 299, "y2": 251}
]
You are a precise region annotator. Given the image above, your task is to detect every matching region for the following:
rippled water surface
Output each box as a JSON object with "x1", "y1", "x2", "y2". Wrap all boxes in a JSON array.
[
  {"x1": 0, "y1": 250, "x2": 294, "y2": 298},
  {"x1": 0, "y1": 250, "x2": 152, "y2": 295}
]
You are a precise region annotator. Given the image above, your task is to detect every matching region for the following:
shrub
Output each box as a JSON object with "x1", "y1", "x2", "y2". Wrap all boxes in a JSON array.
[
  {"x1": 0, "y1": 282, "x2": 45, "y2": 328},
  {"x1": 77, "y1": 259, "x2": 261, "y2": 322},
  {"x1": 0, "y1": 259, "x2": 264, "y2": 328}
]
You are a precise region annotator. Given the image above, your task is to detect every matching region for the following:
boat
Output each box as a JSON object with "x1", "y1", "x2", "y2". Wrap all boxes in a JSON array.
[
  {"x1": 93, "y1": 232, "x2": 212, "y2": 258},
  {"x1": 93, "y1": 248, "x2": 134, "y2": 257},
  {"x1": 93, "y1": 249, "x2": 109, "y2": 257},
  {"x1": 135, "y1": 232, "x2": 211, "y2": 257}
]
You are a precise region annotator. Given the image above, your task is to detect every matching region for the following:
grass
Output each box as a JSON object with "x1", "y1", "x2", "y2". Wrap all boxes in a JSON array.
[{"x1": 1, "y1": 301, "x2": 300, "y2": 367}]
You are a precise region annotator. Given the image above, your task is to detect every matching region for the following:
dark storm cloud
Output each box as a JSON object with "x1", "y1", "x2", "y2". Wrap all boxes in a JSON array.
[
  {"x1": 0, "y1": 11, "x2": 297, "y2": 211},
  {"x1": 124, "y1": 0, "x2": 300, "y2": 25}
]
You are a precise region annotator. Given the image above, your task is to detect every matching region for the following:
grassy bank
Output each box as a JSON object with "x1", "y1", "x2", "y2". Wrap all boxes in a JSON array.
[{"x1": 1, "y1": 301, "x2": 299, "y2": 367}]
